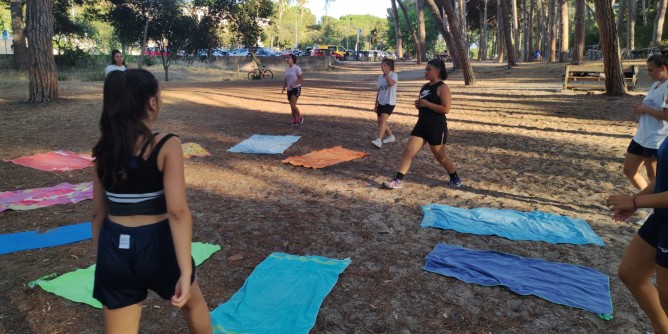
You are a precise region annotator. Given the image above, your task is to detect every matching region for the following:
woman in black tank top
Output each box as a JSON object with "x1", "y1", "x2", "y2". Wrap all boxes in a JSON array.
[
  {"x1": 91, "y1": 69, "x2": 212, "y2": 333},
  {"x1": 382, "y1": 59, "x2": 462, "y2": 190}
]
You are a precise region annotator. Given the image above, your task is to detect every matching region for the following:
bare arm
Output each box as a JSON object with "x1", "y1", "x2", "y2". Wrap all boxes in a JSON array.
[
  {"x1": 91, "y1": 169, "x2": 107, "y2": 252},
  {"x1": 634, "y1": 105, "x2": 668, "y2": 121},
  {"x1": 159, "y1": 136, "x2": 193, "y2": 308},
  {"x1": 384, "y1": 72, "x2": 397, "y2": 87}
]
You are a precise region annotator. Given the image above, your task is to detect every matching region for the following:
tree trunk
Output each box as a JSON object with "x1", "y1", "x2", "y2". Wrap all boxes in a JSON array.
[
  {"x1": 397, "y1": 0, "x2": 422, "y2": 64},
  {"x1": 548, "y1": 0, "x2": 557, "y2": 62},
  {"x1": 627, "y1": 0, "x2": 635, "y2": 50},
  {"x1": 593, "y1": 0, "x2": 627, "y2": 95},
  {"x1": 25, "y1": 0, "x2": 58, "y2": 103},
  {"x1": 499, "y1": 0, "x2": 517, "y2": 66},
  {"x1": 653, "y1": 0, "x2": 667, "y2": 48},
  {"x1": 497, "y1": 0, "x2": 505, "y2": 63},
  {"x1": 559, "y1": 0, "x2": 568, "y2": 62},
  {"x1": 10, "y1": 0, "x2": 29, "y2": 71},
  {"x1": 417, "y1": 0, "x2": 428, "y2": 62},
  {"x1": 425, "y1": 0, "x2": 461, "y2": 67},
  {"x1": 642, "y1": 0, "x2": 647, "y2": 26},
  {"x1": 138, "y1": 0, "x2": 154, "y2": 70},
  {"x1": 483, "y1": 0, "x2": 489, "y2": 60},
  {"x1": 522, "y1": 0, "x2": 529, "y2": 61},
  {"x1": 438, "y1": 0, "x2": 476, "y2": 84},
  {"x1": 391, "y1": 0, "x2": 404, "y2": 59},
  {"x1": 511, "y1": 0, "x2": 520, "y2": 60},
  {"x1": 616, "y1": 0, "x2": 626, "y2": 46},
  {"x1": 571, "y1": 0, "x2": 585, "y2": 64}
]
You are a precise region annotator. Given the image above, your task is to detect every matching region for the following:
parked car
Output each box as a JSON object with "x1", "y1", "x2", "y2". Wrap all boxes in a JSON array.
[
  {"x1": 229, "y1": 48, "x2": 249, "y2": 56},
  {"x1": 143, "y1": 47, "x2": 169, "y2": 57}
]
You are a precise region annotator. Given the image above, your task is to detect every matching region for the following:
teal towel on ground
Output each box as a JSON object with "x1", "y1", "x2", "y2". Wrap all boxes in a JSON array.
[
  {"x1": 227, "y1": 135, "x2": 301, "y2": 154},
  {"x1": 211, "y1": 252, "x2": 351, "y2": 334},
  {"x1": 424, "y1": 243, "x2": 613, "y2": 317},
  {"x1": 31, "y1": 242, "x2": 220, "y2": 308},
  {"x1": 0, "y1": 222, "x2": 92, "y2": 255},
  {"x1": 421, "y1": 204, "x2": 605, "y2": 246}
]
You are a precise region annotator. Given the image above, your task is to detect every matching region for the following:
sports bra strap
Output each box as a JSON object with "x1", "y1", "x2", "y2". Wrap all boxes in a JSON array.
[
  {"x1": 148, "y1": 134, "x2": 178, "y2": 160},
  {"x1": 137, "y1": 133, "x2": 158, "y2": 157}
]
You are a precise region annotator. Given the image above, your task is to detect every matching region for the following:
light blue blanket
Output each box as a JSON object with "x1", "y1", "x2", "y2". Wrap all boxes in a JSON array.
[
  {"x1": 424, "y1": 243, "x2": 613, "y2": 317},
  {"x1": 227, "y1": 135, "x2": 301, "y2": 154},
  {"x1": 0, "y1": 222, "x2": 92, "y2": 255},
  {"x1": 421, "y1": 204, "x2": 604, "y2": 246},
  {"x1": 211, "y1": 253, "x2": 351, "y2": 334}
]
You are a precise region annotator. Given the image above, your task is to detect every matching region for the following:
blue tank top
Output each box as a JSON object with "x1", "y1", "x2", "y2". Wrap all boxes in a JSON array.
[
  {"x1": 655, "y1": 137, "x2": 668, "y2": 215},
  {"x1": 103, "y1": 134, "x2": 176, "y2": 216},
  {"x1": 418, "y1": 81, "x2": 445, "y2": 120}
]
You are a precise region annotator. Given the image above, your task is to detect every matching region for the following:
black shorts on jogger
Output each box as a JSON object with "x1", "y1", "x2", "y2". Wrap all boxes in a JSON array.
[
  {"x1": 410, "y1": 118, "x2": 448, "y2": 145},
  {"x1": 287, "y1": 86, "x2": 301, "y2": 101},
  {"x1": 93, "y1": 218, "x2": 195, "y2": 310}
]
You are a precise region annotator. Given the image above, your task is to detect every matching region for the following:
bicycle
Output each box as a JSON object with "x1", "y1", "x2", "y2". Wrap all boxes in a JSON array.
[{"x1": 248, "y1": 65, "x2": 273, "y2": 80}]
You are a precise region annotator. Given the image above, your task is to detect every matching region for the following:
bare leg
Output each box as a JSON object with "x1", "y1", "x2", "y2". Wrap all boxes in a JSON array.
[
  {"x1": 397, "y1": 136, "x2": 427, "y2": 175},
  {"x1": 644, "y1": 158, "x2": 658, "y2": 183},
  {"x1": 376, "y1": 113, "x2": 393, "y2": 140},
  {"x1": 429, "y1": 144, "x2": 456, "y2": 174},
  {"x1": 623, "y1": 153, "x2": 649, "y2": 189},
  {"x1": 103, "y1": 303, "x2": 142, "y2": 334},
  {"x1": 181, "y1": 281, "x2": 213, "y2": 334},
  {"x1": 289, "y1": 96, "x2": 300, "y2": 120},
  {"x1": 618, "y1": 235, "x2": 668, "y2": 332}
]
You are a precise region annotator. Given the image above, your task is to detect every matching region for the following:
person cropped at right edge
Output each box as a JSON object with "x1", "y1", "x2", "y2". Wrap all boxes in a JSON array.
[{"x1": 382, "y1": 59, "x2": 461, "y2": 190}]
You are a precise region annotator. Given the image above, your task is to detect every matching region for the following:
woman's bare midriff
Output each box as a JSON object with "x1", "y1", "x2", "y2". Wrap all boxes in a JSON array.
[{"x1": 108, "y1": 213, "x2": 169, "y2": 227}]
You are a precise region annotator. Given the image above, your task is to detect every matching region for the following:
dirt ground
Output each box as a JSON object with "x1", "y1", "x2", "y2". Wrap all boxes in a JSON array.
[{"x1": 0, "y1": 59, "x2": 657, "y2": 333}]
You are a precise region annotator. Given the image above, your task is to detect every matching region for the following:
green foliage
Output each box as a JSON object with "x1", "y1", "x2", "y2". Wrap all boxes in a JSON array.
[
  {"x1": 385, "y1": 1, "x2": 438, "y2": 55},
  {"x1": 195, "y1": 0, "x2": 273, "y2": 48}
]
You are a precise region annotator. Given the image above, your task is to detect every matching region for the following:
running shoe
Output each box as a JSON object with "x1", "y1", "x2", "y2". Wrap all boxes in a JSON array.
[
  {"x1": 382, "y1": 178, "x2": 402, "y2": 189},
  {"x1": 371, "y1": 138, "x2": 382, "y2": 148},
  {"x1": 290, "y1": 119, "x2": 298, "y2": 125},
  {"x1": 382, "y1": 135, "x2": 396, "y2": 143},
  {"x1": 298, "y1": 116, "x2": 304, "y2": 124},
  {"x1": 447, "y1": 176, "x2": 463, "y2": 189}
]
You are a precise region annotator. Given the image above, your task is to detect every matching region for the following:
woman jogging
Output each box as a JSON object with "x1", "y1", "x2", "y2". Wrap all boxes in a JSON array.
[
  {"x1": 105, "y1": 49, "x2": 128, "y2": 76},
  {"x1": 622, "y1": 51, "x2": 668, "y2": 190},
  {"x1": 282, "y1": 54, "x2": 304, "y2": 125},
  {"x1": 372, "y1": 58, "x2": 398, "y2": 149},
  {"x1": 91, "y1": 69, "x2": 212, "y2": 333},
  {"x1": 382, "y1": 59, "x2": 461, "y2": 190}
]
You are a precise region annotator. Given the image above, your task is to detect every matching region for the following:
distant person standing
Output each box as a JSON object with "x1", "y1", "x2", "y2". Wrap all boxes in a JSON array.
[
  {"x1": 282, "y1": 54, "x2": 304, "y2": 125},
  {"x1": 105, "y1": 50, "x2": 128, "y2": 76},
  {"x1": 622, "y1": 51, "x2": 668, "y2": 191},
  {"x1": 372, "y1": 58, "x2": 397, "y2": 148},
  {"x1": 382, "y1": 59, "x2": 461, "y2": 190}
]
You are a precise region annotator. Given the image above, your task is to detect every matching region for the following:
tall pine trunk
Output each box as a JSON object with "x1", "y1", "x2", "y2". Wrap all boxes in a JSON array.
[
  {"x1": 425, "y1": 0, "x2": 461, "y2": 67},
  {"x1": 627, "y1": 0, "x2": 635, "y2": 50},
  {"x1": 482, "y1": 0, "x2": 489, "y2": 60},
  {"x1": 500, "y1": 0, "x2": 517, "y2": 66},
  {"x1": 593, "y1": 0, "x2": 627, "y2": 95},
  {"x1": 548, "y1": 0, "x2": 557, "y2": 62},
  {"x1": 511, "y1": 0, "x2": 520, "y2": 59},
  {"x1": 653, "y1": 0, "x2": 667, "y2": 48},
  {"x1": 571, "y1": 0, "x2": 585, "y2": 64},
  {"x1": 616, "y1": 0, "x2": 626, "y2": 46},
  {"x1": 497, "y1": 0, "x2": 505, "y2": 63},
  {"x1": 559, "y1": 0, "x2": 568, "y2": 62},
  {"x1": 417, "y1": 0, "x2": 428, "y2": 62},
  {"x1": 438, "y1": 0, "x2": 476, "y2": 84},
  {"x1": 397, "y1": 0, "x2": 422, "y2": 63},
  {"x1": 26, "y1": 0, "x2": 58, "y2": 103},
  {"x1": 10, "y1": 0, "x2": 28, "y2": 71},
  {"x1": 391, "y1": 0, "x2": 404, "y2": 59}
]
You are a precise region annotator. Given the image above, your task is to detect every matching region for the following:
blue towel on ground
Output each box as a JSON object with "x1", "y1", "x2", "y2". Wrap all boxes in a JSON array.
[
  {"x1": 421, "y1": 204, "x2": 604, "y2": 246},
  {"x1": 227, "y1": 134, "x2": 301, "y2": 154},
  {"x1": 0, "y1": 222, "x2": 92, "y2": 255},
  {"x1": 211, "y1": 252, "x2": 351, "y2": 334},
  {"x1": 424, "y1": 243, "x2": 613, "y2": 317}
]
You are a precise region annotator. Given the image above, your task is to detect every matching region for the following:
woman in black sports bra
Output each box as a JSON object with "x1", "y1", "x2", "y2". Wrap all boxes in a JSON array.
[
  {"x1": 382, "y1": 59, "x2": 462, "y2": 190},
  {"x1": 91, "y1": 69, "x2": 212, "y2": 333}
]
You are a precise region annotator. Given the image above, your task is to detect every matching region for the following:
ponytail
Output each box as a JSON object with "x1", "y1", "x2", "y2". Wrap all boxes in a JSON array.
[{"x1": 428, "y1": 58, "x2": 448, "y2": 80}]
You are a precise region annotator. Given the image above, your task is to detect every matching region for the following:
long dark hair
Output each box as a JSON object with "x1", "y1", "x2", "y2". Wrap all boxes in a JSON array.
[
  {"x1": 93, "y1": 69, "x2": 158, "y2": 186},
  {"x1": 428, "y1": 59, "x2": 448, "y2": 80},
  {"x1": 111, "y1": 49, "x2": 126, "y2": 66},
  {"x1": 648, "y1": 50, "x2": 668, "y2": 70}
]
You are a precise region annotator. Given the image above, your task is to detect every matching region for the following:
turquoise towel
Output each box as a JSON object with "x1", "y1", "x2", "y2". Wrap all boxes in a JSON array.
[
  {"x1": 211, "y1": 253, "x2": 351, "y2": 334},
  {"x1": 421, "y1": 204, "x2": 605, "y2": 246},
  {"x1": 227, "y1": 134, "x2": 301, "y2": 154},
  {"x1": 425, "y1": 243, "x2": 613, "y2": 317},
  {"x1": 30, "y1": 242, "x2": 220, "y2": 308},
  {"x1": 0, "y1": 222, "x2": 92, "y2": 255}
]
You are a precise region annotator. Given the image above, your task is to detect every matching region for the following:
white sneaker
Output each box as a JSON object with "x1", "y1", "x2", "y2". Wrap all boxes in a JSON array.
[
  {"x1": 382, "y1": 135, "x2": 396, "y2": 143},
  {"x1": 371, "y1": 138, "x2": 382, "y2": 148}
]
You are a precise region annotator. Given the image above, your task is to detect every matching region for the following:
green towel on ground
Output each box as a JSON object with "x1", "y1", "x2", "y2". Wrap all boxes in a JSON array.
[{"x1": 30, "y1": 242, "x2": 220, "y2": 308}]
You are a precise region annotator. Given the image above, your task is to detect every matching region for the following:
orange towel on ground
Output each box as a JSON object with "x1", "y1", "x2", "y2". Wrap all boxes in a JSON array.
[
  {"x1": 182, "y1": 143, "x2": 211, "y2": 158},
  {"x1": 5, "y1": 150, "x2": 94, "y2": 172},
  {"x1": 282, "y1": 146, "x2": 368, "y2": 169}
]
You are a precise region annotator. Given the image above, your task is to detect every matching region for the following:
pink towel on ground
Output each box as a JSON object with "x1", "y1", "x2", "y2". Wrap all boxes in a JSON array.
[
  {"x1": 182, "y1": 143, "x2": 211, "y2": 158},
  {"x1": 0, "y1": 182, "x2": 93, "y2": 213},
  {"x1": 282, "y1": 146, "x2": 369, "y2": 169},
  {"x1": 6, "y1": 150, "x2": 94, "y2": 172}
]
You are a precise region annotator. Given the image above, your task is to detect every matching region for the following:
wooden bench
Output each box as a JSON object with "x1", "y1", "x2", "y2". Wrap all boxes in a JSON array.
[{"x1": 563, "y1": 64, "x2": 639, "y2": 91}]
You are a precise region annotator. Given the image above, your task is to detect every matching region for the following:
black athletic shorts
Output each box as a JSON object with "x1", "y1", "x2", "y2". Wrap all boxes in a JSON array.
[
  {"x1": 93, "y1": 218, "x2": 196, "y2": 310},
  {"x1": 638, "y1": 211, "x2": 668, "y2": 268},
  {"x1": 627, "y1": 139, "x2": 658, "y2": 158},
  {"x1": 410, "y1": 117, "x2": 448, "y2": 145},
  {"x1": 287, "y1": 86, "x2": 301, "y2": 100},
  {"x1": 376, "y1": 104, "x2": 395, "y2": 116}
]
